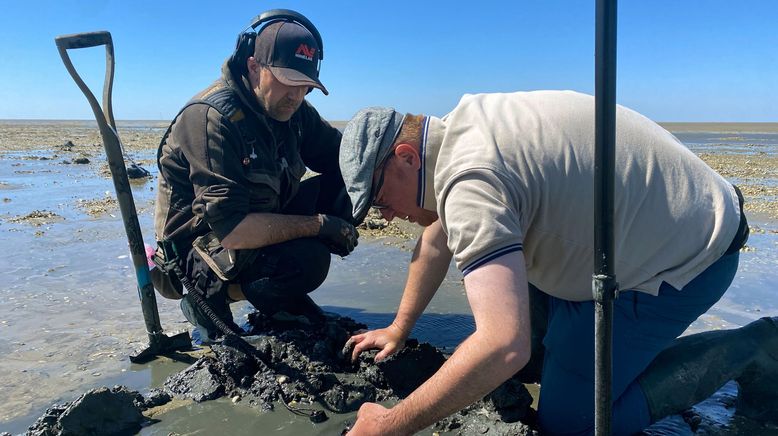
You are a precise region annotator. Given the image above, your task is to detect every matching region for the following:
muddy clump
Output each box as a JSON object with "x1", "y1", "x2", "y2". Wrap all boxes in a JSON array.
[
  {"x1": 57, "y1": 140, "x2": 76, "y2": 152},
  {"x1": 23, "y1": 312, "x2": 537, "y2": 434},
  {"x1": 25, "y1": 386, "x2": 150, "y2": 436},
  {"x1": 8, "y1": 210, "x2": 64, "y2": 227},
  {"x1": 159, "y1": 312, "x2": 537, "y2": 432},
  {"x1": 76, "y1": 195, "x2": 119, "y2": 217},
  {"x1": 434, "y1": 377, "x2": 537, "y2": 435},
  {"x1": 126, "y1": 162, "x2": 152, "y2": 179}
]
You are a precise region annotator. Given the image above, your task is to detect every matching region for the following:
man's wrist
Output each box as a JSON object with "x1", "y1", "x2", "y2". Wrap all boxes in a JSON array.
[
  {"x1": 384, "y1": 401, "x2": 420, "y2": 436},
  {"x1": 390, "y1": 320, "x2": 411, "y2": 339}
]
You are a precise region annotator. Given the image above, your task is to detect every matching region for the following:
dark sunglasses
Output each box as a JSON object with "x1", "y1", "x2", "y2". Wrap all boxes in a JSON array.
[{"x1": 371, "y1": 155, "x2": 392, "y2": 210}]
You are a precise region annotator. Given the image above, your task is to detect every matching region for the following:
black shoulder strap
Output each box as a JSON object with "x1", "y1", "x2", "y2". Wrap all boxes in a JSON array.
[{"x1": 156, "y1": 83, "x2": 257, "y2": 168}]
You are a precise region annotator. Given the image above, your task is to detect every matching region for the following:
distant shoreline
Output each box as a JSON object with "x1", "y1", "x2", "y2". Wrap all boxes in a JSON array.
[
  {"x1": 658, "y1": 122, "x2": 778, "y2": 133},
  {"x1": 2, "y1": 119, "x2": 777, "y2": 133}
]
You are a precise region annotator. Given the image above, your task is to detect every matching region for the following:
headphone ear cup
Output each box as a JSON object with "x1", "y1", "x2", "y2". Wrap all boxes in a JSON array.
[{"x1": 230, "y1": 32, "x2": 256, "y2": 75}]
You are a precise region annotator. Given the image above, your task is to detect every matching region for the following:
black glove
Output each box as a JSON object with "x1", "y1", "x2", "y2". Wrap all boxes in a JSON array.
[{"x1": 318, "y1": 214, "x2": 359, "y2": 257}]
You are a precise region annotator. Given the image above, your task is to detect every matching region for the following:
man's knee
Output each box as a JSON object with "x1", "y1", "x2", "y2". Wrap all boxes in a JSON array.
[
  {"x1": 537, "y1": 353, "x2": 596, "y2": 435},
  {"x1": 241, "y1": 237, "x2": 331, "y2": 296},
  {"x1": 283, "y1": 238, "x2": 331, "y2": 292}
]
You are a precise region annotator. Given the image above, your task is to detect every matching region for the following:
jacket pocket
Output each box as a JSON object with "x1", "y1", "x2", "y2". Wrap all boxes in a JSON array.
[{"x1": 245, "y1": 171, "x2": 281, "y2": 211}]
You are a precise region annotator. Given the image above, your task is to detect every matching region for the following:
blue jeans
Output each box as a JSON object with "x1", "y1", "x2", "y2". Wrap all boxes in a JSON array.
[{"x1": 537, "y1": 251, "x2": 739, "y2": 435}]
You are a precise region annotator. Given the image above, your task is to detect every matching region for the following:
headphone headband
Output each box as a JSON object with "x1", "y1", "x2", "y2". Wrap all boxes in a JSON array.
[
  {"x1": 229, "y1": 9, "x2": 323, "y2": 78},
  {"x1": 247, "y1": 9, "x2": 323, "y2": 60}
]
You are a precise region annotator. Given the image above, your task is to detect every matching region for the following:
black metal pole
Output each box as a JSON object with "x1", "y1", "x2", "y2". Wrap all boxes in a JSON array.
[{"x1": 593, "y1": 0, "x2": 619, "y2": 435}]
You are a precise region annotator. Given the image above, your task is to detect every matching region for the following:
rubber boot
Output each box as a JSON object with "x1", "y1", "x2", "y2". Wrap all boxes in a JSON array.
[
  {"x1": 242, "y1": 279, "x2": 326, "y2": 327},
  {"x1": 735, "y1": 317, "x2": 778, "y2": 422},
  {"x1": 180, "y1": 292, "x2": 240, "y2": 344},
  {"x1": 271, "y1": 294, "x2": 326, "y2": 326},
  {"x1": 638, "y1": 316, "x2": 778, "y2": 424}
]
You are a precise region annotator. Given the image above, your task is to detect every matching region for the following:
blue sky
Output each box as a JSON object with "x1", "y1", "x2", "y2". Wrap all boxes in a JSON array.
[{"x1": 1, "y1": 1, "x2": 776, "y2": 122}]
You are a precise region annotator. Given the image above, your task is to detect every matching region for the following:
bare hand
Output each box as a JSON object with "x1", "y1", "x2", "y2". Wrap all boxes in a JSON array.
[
  {"x1": 346, "y1": 402, "x2": 398, "y2": 436},
  {"x1": 345, "y1": 323, "x2": 408, "y2": 362}
]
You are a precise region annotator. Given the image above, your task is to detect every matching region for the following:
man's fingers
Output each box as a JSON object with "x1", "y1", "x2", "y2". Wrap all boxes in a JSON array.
[
  {"x1": 347, "y1": 332, "x2": 367, "y2": 344},
  {"x1": 346, "y1": 329, "x2": 390, "y2": 362},
  {"x1": 351, "y1": 339, "x2": 370, "y2": 362},
  {"x1": 374, "y1": 345, "x2": 394, "y2": 362},
  {"x1": 345, "y1": 403, "x2": 371, "y2": 435}
]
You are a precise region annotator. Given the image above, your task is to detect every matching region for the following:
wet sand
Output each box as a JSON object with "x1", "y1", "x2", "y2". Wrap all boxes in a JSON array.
[{"x1": 1, "y1": 121, "x2": 778, "y2": 435}]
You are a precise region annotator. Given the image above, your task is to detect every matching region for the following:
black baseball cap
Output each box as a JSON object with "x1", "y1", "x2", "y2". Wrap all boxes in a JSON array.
[{"x1": 254, "y1": 21, "x2": 328, "y2": 95}]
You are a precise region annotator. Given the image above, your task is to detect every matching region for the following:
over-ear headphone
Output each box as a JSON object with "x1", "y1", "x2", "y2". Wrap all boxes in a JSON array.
[{"x1": 229, "y1": 9, "x2": 324, "y2": 77}]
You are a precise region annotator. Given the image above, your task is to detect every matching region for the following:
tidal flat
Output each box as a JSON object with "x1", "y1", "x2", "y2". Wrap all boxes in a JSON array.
[{"x1": 1, "y1": 120, "x2": 777, "y2": 435}]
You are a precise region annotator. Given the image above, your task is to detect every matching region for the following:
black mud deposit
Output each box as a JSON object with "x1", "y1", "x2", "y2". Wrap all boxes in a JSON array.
[
  {"x1": 23, "y1": 313, "x2": 537, "y2": 435},
  {"x1": 25, "y1": 386, "x2": 148, "y2": 436}
]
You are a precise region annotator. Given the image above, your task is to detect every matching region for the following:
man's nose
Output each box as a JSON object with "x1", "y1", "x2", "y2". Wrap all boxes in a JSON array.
[{"x1": 288, "y1": 85, "x2": 307, "y2": 100}]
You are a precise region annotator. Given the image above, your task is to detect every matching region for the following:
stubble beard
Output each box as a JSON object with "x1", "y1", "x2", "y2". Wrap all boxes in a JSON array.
[{"x1": 261, "y1": 95, "x2": 302, "y2": 122}]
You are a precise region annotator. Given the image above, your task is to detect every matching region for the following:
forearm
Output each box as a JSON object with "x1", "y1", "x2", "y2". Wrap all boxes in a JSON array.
[
  {"x1": 386, "y1": 251, "x2": 532, "y2": 434},
  {"x1": 220, "y1": 213, "x2": 321, "y2": 250},
  {"x1": 390, "y1": 330, "x2": 528, "y2": 433},
  {"x1": 393, "y1": 221, "x2": 452, "y2": 334}
]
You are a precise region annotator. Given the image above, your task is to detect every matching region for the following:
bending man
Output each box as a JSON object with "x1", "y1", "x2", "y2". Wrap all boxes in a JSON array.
[{"x1": 338, "y1": 90, "x2": 775, "y2": 434}]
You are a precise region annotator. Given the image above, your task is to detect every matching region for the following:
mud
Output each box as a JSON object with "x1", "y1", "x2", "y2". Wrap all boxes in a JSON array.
[
  {"x1": 25, "y1": 386, "x2": 147, "y2": 436},
  {"x1": 7, "y1": 210, "x2": 65, "y2": 227},
  {"x1": 19, "y1": 313, "x2": 537, "y2": 435},
  {"x1": 75, "y1": 195, "x2": 120, "y2": 218},
  {"x1": 357, "y1": 210, "x2": 419, "y2": 245}
]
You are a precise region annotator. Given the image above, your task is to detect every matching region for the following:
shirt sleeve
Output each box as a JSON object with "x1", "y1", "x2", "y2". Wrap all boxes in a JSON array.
[
  {"x1": 439, "y1": 169, "x2": 525, "y2": 276},
  {"x1": 175, "y1": 103, "x2": 251, "y2": 240}
]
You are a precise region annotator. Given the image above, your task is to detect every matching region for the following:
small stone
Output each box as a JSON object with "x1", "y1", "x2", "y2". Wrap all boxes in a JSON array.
[
  {"x1": 309, "y1": 410, "x2": 328, "y2": 423},
  {"x1": 231, "y1": 395, "x2": 241, "y2": 403},
  {"x1": 277, "y1": 375, "x2": 289, "y2": 384},
  {"x1": 126, "y1": 163, "x2": 150, "y2": 179}
]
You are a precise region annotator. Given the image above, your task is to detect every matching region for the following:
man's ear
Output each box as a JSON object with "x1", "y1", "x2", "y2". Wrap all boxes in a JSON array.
[
  {"x1": 246, "y1": 57, "x2": 263, "y2": 88},
  {"x1": 394, "y1": 143, "x2": 421, "y2": 170},
  {"x1": 247, "y1": 57, "x2": 261, "y2": 76}
]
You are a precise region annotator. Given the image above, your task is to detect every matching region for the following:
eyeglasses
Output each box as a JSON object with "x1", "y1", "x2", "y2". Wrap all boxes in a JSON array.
[{"x1": 371, "y1": 155, "x2": 392, "y2": 210}]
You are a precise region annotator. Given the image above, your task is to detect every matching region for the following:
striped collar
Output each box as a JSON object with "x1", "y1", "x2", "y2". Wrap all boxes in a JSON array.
[{"x1": 418, "y1": 115, "x2": 445, "y2": 212}]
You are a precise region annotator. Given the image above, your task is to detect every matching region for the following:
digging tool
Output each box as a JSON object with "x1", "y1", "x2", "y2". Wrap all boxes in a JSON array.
[{"x1": 54, "y1": 31, "x2": 191, "y2": 362}]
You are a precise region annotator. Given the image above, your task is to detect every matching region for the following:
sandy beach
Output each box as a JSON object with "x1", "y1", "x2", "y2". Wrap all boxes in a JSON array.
[{"x1": 1, "y1": 120, "x2": 777, "y2": 435}]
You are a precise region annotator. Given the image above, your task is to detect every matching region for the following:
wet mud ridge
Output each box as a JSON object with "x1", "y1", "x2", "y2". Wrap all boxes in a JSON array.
[{"x1": 18, "y1": 312, "x2": 538, "y2": 435}]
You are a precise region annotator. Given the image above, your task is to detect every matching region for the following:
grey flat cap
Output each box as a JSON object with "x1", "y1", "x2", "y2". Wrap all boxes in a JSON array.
[{"x1": 339, "y1": 107, "x2": 405, "y2": 224}]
